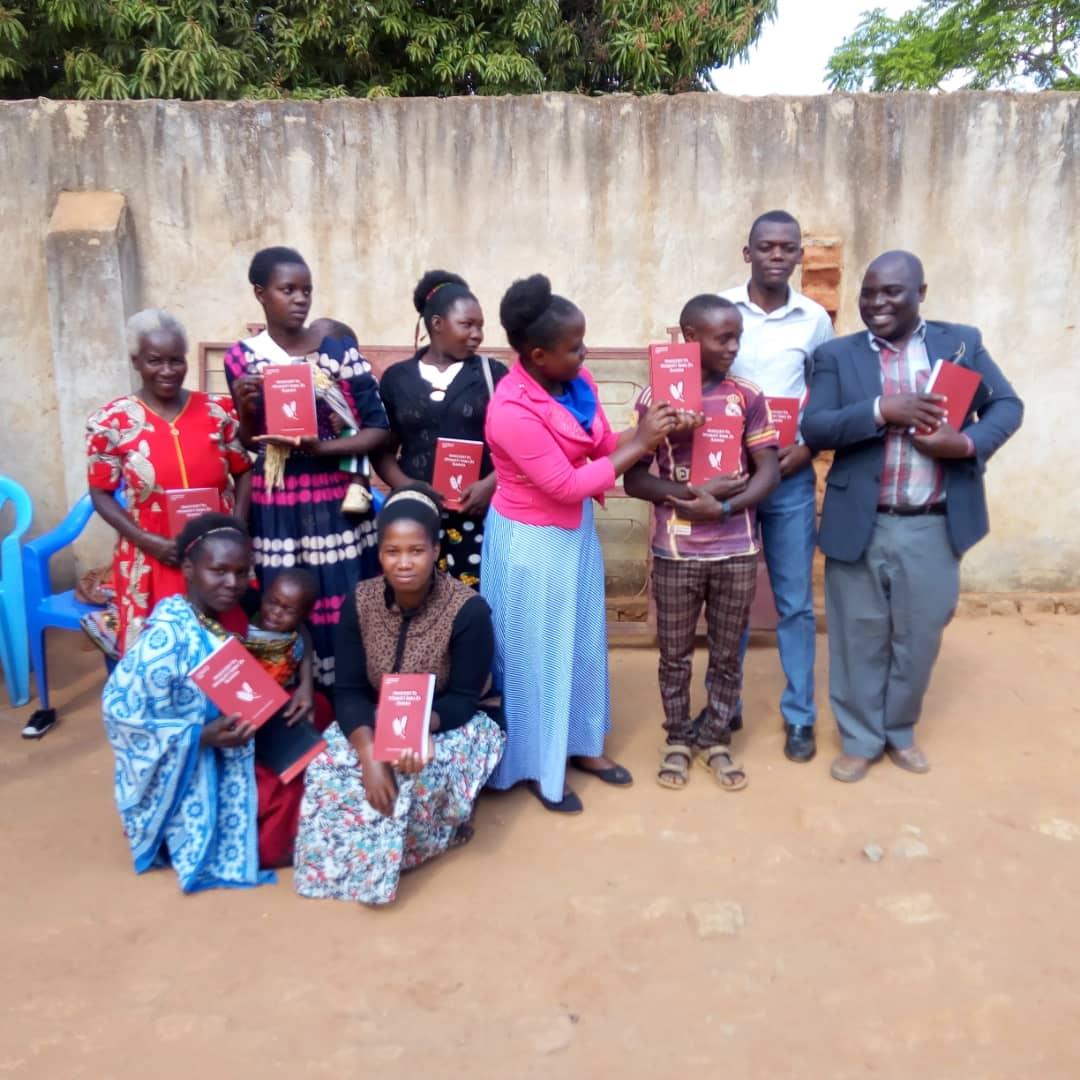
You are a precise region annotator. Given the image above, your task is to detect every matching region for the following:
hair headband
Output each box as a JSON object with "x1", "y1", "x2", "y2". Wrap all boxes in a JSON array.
[
  {"x1": 183, "y1": 525, "x2": 247, "y2": 558},
  {"x1": 425, "y1": 282, "x2": 451, "y2": 304},
  {"x1": 383, "y1": 490, "x2": 440, "y2": 516}
]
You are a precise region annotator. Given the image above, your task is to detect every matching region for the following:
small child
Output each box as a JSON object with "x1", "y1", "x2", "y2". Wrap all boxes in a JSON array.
[
  {"x1": 244, "y1": 568, "x2": 326, "y2": 868},
  {"x1": 246, "y1": 568, "x2": 319, "y2": 713},
  {"x1": 625, "y1": 294, "x2": 781, "y2": 792}
]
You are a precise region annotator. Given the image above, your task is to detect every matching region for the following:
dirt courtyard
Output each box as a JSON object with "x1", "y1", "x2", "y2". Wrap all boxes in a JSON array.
[{"x1": 2, "y1": 614, "x2": 1079, "y2": 1078}]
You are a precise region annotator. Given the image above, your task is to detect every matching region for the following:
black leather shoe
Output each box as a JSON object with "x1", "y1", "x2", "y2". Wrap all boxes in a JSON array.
[{"x1": 784, "y1": 725, "x2": 816, "y2": 763}]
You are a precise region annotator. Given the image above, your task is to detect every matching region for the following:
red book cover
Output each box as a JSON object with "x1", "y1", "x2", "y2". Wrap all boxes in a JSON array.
[
  {"x1": 189, "y1": 635, "x2": 291, "y2": 730},
  {"x1": 925, "y1": 359, "x2": 982, "y2": 430},
  {"x1": 373, "y1": 672, "x2": 436, "y2": 763},
  {"x1": 648, "y1": 342, "x2": 703, "y2": 413},
  {"x1": 165, "y1": 487, "x2": 221, "y2": 537},
  {"x1": 431, "y1": 438, "x2": 484, "y2": 510},
  {"x1": 263, "y1": 364, "x2": 318, "y2": 438},
  {"x1": 766, "y1": 397, "x2": 800, "y2": 449},
  {"x1": 690, "y1": 415, "x2": 745, "y2": 484}
]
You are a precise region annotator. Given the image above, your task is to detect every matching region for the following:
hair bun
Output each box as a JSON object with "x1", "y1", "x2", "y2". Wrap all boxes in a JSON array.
[
  {"x1": 413, "y1": 269, "x2": 469, "y2": 315},
  {"x1": 499, "y1": 274, "x2": 552, "y2": 338}
]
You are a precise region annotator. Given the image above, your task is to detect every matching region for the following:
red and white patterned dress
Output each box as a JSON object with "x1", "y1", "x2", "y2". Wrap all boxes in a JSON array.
[{"x1": 85, "y1": 392, "x2": 251, "y2": 655}]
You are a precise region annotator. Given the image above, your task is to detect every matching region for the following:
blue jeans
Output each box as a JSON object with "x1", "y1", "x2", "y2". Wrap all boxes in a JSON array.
[{"x1": 740, "y1": 463, "x2": 817, "y2": 728}]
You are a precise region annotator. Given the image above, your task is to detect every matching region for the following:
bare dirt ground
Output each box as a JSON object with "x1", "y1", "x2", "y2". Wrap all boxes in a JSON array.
[{"x1": 2, "y1": 615, "x2": 1079, "y2": 1079}]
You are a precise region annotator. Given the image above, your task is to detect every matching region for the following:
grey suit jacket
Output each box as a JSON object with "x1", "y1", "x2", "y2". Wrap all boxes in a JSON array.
[{"x1": 802, "y1": 321, "x2": 1023, "y2": 562}]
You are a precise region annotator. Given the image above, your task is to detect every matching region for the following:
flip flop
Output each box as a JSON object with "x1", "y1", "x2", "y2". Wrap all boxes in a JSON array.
[
  {"x1": 528, "y1": 782, "x2": 584, "y2": 814},
  {"x1": 569, "y1": 758, "x2": 634, "y2": 787}
]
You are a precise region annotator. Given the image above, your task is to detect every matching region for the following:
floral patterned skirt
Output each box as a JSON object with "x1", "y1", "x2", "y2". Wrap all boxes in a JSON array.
[{"x1": 293, "y1": 713, "x2": 505, "y2": 905}]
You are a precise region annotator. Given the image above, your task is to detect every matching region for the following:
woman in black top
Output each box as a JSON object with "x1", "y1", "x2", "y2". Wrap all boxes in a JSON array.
[{"x1": 372, "y1": 270, "x2": 507, "y2": 587}]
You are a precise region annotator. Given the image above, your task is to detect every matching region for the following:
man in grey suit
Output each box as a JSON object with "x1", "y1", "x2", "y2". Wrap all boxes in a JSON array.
[{"x1": 803, "y1": 251, "x2": 1023, "y2": 782}]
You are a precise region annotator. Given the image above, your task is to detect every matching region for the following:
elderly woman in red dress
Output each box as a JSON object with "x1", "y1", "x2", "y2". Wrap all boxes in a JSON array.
[{"x1": 86, "y1": 309, "x2": 252, "y2": 657}]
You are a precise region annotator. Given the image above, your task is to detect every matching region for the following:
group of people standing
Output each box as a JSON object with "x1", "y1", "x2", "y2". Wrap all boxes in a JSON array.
[{"x1": 90, "y1": 209, "x2": 1022, "y2": 903}]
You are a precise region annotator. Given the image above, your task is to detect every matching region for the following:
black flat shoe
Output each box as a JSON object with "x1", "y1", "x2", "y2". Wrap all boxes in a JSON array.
[
  {"x1": 528, "y1": 782, "x2": 584, "y2": 814},
  {"x1": 693, "y1": 707, "x2": 742, "y2": 735},
  {"x1": 22, "y1": 709, "x2": 57, "y2": 739},
  {"x1": 568, "y1": 758, "x2": 634, "y2": 787},
  {"x1": 784, "y1": 725, "x2": 817, "y2": 763}
]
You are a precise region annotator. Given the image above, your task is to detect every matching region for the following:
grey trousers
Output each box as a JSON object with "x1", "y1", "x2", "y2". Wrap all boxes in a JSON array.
[{"x1": 824, "y1": 513, "x2": 960, "y2": 758}]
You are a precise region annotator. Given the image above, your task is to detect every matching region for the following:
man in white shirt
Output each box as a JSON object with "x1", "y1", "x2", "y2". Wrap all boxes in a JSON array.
[{"x1": 721, "y1": 210, "x2": 834, "y2": 762}]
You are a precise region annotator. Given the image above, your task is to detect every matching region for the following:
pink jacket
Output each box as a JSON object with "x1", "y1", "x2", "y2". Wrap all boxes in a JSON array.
[{"x1": 486, "y1": 363, "x2": 619, "y2": 529}]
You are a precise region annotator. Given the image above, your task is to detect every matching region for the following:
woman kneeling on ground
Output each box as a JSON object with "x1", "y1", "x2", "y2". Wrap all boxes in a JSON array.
[
  {"x1": 294, "y1": 485, "x2": 506, "y2": 906},
  {"x1": 102, "y1": 514, "x2": 279, "y2": 892}
]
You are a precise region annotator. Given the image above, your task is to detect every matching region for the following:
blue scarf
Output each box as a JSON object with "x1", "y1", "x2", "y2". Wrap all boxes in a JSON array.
[{"x1": 552, "y1": 375, "x2": 598, "y2": 433}]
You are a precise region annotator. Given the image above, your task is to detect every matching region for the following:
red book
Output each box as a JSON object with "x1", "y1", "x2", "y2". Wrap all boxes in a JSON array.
[
  {"x1": 431, "y1": 438, "x2": 484, "y2": 510},
  {"x1": 766, "y1": 397, "x2": 800, "y2": 449},
  {"x1": 925, "y1": 359, "x2": 982, "y2": 430},
  {"x1": 690, "y1": 415, "x2": 745, "y2": 484},
  {"x1": 373, "y1": 672, "x2": 436, "y2": 763},
  {"x1": 263, "y1": 364, "x2": 318, "y2": 438},
  {"x1": 189, "y1": 636, "x2": 291, "y2": 730},
  {"x1": 649, "y1": 342, "x2": 703, "y2": 413},
  {"x1": 164, "y1": 487, "x2": 221, "y2": 537}
]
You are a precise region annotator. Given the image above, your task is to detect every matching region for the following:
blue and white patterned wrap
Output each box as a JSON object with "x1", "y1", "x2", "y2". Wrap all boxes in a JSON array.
[{"x1": 102, "y1": 594, "x2": 274, "y2": 892}]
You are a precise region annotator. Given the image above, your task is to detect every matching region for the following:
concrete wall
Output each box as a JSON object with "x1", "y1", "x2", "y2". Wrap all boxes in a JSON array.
[{"x1": 0, "y1": 93, "x2": 1076, "y2": 589}]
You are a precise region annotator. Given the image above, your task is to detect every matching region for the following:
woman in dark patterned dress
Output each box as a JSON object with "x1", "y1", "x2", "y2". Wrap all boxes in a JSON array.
[
  {"x1": 225, "y1": 246, "x2": 390, "y2": 688},
  {"x1": 371, "y1": 270, "x2": 507, "y2": 588}
]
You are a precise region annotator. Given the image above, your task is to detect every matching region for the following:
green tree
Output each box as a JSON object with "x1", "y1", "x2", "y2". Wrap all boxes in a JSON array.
[
  {"x1": 0, "y1": 0, "x2": 777, "y2": 100},
  {"x1": 827, "y1": 0, "x2": 1080, "y2": 91}
]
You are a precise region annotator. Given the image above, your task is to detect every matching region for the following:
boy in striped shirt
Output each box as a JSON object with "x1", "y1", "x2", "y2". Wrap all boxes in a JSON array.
[{"x1": 625, "y1": 295, "x2": 780, "y2": 792}]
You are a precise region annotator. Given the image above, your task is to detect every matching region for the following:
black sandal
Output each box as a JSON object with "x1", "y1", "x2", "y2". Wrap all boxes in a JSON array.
[
  {"x1": 569, "y1": 757, "x2": 634, "y2": 787},
  {"x1": 528, "y1": 781, "x2": 584, "y2": 814}
]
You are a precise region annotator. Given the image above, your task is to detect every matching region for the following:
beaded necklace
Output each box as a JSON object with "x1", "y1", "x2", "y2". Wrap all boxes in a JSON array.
[{"x1": 191, "y1": 604, "x2": 236, "y2": 641}]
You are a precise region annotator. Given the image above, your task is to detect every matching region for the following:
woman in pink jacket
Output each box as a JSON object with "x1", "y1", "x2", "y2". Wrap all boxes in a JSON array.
[{"x1": 481, "y1": 275, "x2": 677, "y2": 812}]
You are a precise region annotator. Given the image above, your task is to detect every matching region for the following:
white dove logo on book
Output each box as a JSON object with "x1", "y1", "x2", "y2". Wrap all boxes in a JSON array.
[
  {"x1": 449, "y1": 475, "x2": 464, "y2": 493},
  {"x1": 708, "y1": 451, "x2": 723, "y2": 471},
  {"x1": 235, "y1": 682, "x2": 259, "y2": 703},
  {"x1": 392, "y1": 715, "x2": 408, "y2": 739},
  {"x1": 670, "y1": 380, "x2": 685, "y2": 402},
  {"x1": 282, "y1": 401, "x2": 298, "y2": 420}
]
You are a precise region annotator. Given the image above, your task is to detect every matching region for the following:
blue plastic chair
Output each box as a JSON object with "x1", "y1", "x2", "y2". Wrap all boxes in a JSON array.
[
  {"x1": 0, "y1": 477, "x2": 33, "y2": 706},
  {"x1": 22, "y1": 492, "x2": 106, "y2": 716}
]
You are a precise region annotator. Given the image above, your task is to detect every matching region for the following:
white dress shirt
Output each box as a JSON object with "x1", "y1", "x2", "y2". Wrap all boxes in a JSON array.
[{"x1": 721, "y1": 283, "x2": 835, "y2": 400}]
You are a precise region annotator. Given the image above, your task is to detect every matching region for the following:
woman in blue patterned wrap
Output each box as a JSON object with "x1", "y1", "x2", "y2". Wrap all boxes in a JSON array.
[{"x1": 101, "y1": 513, "x2": 274, "y2": 892}]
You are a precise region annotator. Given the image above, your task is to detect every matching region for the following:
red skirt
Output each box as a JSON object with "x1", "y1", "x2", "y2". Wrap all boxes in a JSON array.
[{"x1": 256, "y1": 691, "x2": 333, "y2": 868}]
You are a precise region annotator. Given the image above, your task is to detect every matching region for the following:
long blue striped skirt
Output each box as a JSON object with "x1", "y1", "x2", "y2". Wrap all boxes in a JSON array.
[{"x1": 481, "y1": 501, "x2": 611, "y2": 801}]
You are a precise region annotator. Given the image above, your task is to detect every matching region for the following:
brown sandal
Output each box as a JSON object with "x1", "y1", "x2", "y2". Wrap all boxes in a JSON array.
[
  {"x1": 695, "y1": 745, "x2": 748, "y2": 791},
  {"x1": 657, "y1": 744, "x2": 692, "y2": 789}
]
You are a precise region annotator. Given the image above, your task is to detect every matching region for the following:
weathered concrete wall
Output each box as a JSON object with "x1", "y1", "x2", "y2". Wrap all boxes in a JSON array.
[
  {"x1": 0, "y1": 93, "x2": 1076, "y2": 588},
  {"x1": 45, "y1": 191, "x2": 140, "y2": 571}
]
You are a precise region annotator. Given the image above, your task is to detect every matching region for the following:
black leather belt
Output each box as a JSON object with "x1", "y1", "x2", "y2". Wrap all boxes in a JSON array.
[{"x1": 876, "y1": 503, "x2": 946, "y2": 516}]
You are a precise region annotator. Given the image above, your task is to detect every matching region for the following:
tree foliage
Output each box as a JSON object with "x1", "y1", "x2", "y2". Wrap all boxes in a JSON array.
[
  {"x1": 827, "y1": 0, "x2": 1080, "y2": 92},
  {"x1": 0, "y1": 0, "x2": 777, "y2": 100}
]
